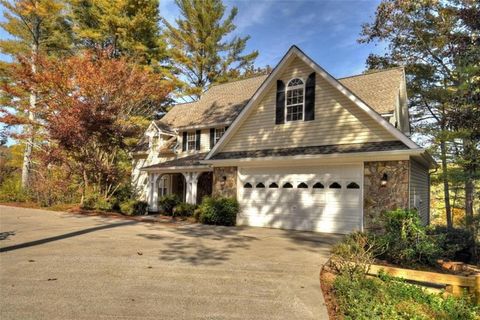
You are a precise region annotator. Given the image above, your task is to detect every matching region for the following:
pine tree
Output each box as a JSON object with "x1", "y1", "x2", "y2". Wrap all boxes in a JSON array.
[
  {"x1": 0, "y1": 0, "x2": 72, "y2": 189},
  {"x1": 69, "y1": 0, "x2": 168, "y2": 67},
  {"x1": 164, "y1": 0, "x2": 258, "y2": 99}
]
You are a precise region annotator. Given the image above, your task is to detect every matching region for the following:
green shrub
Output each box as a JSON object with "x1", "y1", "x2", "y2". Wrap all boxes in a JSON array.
[
  {"x1": 119, "y1": 199, "x2": 148, "y2": 216},
  {"x1": 198, "y1": 196, "x2": 238, "y2": 226},
  {"x1": 377, "y1": 209, "x2": 441, "y2": 267},
  {"x1": 333, "y1": 271, "x2": 479, "y2": 320},
  {"x1": 427, "y1": 226, "x2": 474, "y2": 263},
  {"x1": 173, "y1": 202, "x2": 196, "y2": 217},
  {"x1": 81, "y1": 194, "x2": 114, "y2": 211},
  {"x1": 158, "y1": 194, "x2": 181, "y2": 215},
  {"x1": 330, "y1": 232, "x2": 382, "y2": 279},
  {"x1": 0, "y1": 176, "x2": 29, "y2": 202}
]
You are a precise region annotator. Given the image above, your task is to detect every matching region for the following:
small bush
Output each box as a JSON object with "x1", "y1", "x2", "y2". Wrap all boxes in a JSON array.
[
  {"x1": 333, "y1": 271, "x2": 479, "y2": 320},
  {"x1": 427, "y1": 226, "x2": 474, "y2": 263},
  {"x1": 0, "y1": 176, "x2": 29, "y2": 202},
  {"x1": 330, "y1": 232, "x2": 382, "y2": 279},
  {"x1": 120, "y1": 200, "x2": 148, "y2": 216},
  {"x1": 158, "y1": 194, "x2": 180, "y2": 215},
  {"x1": 173, "y1": 202, "x2": 196, "y2": 217},
  {"x1": 377, "y1": 209, "x2": 441, "y2": 267},
  {"x1": 198, "y1": 196, "x2": 238, "y2": 226},
  {"x1": 81, "y1": 194, "x2": 114, "y2": 211}
]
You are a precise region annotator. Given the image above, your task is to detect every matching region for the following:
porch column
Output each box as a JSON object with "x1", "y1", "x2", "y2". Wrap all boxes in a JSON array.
[
  {"x1": 183, "y1": 172, "x2": 201, "y2": 205},
  {"x1": 149, "y1": 173, "x2": 159, "y2": 212}
]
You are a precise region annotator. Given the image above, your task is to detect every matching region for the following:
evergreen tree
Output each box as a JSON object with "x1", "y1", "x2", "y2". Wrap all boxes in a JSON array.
[
  {"x1": 0, "y1": 0, "x2": 72, "y2": 189},
  {"x1": 69, "y1": 0, "x2": 168, "y2": 67},
  {"x1": 359, "y1": 0, "x2": 479, "y2": 230},
  {"x1": 164, "y1": 0, "x2": 258, "y2": 99}
]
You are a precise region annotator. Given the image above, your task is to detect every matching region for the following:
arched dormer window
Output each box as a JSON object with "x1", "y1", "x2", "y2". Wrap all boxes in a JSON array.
[{"x1": 285, "y1": 78, "x2": 304, "y2": 122}]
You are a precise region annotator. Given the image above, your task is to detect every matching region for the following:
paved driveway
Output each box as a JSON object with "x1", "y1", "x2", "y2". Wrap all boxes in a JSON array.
[{"x1": 0, "y1": 205, "x2": 340, "y2": 320}]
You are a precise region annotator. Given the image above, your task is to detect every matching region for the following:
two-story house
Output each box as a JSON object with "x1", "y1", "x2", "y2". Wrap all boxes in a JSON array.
[{"x1": 132, "y1": 46, "x2": 435, "y2": 234}]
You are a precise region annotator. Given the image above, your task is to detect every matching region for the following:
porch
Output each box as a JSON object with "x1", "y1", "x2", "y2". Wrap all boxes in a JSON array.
[{"x1": 147, "y1": 170, "x2": 213, "y2": 212}]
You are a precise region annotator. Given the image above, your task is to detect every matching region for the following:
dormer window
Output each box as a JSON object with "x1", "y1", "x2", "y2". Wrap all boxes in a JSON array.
[
  {"x1": 285, "y1": 78, "x2": 304, "y2": 122},
  {"x1": 151, "y1": 135, "x2": 159, "y2": 150},
  {"x1": 187, "y1": 131, "x2": 196, "y2": 150}
]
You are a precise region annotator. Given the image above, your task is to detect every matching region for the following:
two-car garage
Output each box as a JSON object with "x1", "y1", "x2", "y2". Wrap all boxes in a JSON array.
[{"x1": 236, "y1": 164, "x2": 363, "y2": 234}]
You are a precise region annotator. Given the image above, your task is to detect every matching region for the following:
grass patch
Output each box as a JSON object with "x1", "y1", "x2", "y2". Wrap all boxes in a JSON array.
[{"x1": 333, "y1": 272, "x2": 479, "y2": 320}]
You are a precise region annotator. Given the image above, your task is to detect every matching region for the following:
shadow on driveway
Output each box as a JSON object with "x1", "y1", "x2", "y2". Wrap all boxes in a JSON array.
[
  {"x1": 137, "y1": 225, "x2": 259, "y2": 266},
  {"x1": 0, "y1": 221, "x2": 137, "y2": 253}
]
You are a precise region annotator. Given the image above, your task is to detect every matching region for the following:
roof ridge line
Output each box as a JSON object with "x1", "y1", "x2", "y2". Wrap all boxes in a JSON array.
[
  {"x1": 337, "y1": 66, "x2": 405, "y2": 80},
  {"x1": 209, "y1": 73, "x2": 270, "y2": 88}
]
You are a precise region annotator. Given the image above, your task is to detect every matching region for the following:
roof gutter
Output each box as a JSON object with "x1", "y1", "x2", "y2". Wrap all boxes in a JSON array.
[{"x1": 201, "y1": 148, "x2": 429, "y2": 167}]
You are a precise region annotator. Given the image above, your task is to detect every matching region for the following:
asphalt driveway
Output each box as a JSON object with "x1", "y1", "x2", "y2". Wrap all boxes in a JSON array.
[{"x1": 0, "y1": 205, "x2": 340, "y2": 319}]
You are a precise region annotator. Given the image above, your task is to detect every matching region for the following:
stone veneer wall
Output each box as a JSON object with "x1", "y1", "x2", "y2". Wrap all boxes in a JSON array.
[
  {"x1": 212, "y1": 167, "x2": 237, "y2": 198},
  {"x1": 364, "y1": 160, "x2": 409, "y2": 231}
]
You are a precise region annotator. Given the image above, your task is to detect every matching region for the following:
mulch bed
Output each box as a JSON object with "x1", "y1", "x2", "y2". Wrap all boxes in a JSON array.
[{"x1": 320, "y1": 265, "x2": 342, "y2": 320}]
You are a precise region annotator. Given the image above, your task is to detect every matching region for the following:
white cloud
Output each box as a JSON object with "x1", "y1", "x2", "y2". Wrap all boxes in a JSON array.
[{"x1": 230, "y1": 0, "x2": 274, "y2": 34}]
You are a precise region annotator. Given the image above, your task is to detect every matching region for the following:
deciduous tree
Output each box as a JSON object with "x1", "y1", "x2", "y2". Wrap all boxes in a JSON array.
[
  {"x1": 2, "y1": 49, "x2": 172, "y2": 202},
  {"x1": 0, "y1": 0, "x2": 72, "y2": 189}
]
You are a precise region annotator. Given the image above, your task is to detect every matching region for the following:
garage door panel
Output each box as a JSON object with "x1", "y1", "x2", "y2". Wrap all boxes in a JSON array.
[{"x1": 237, "y1": 165, "x2": 363, "y2": 234}]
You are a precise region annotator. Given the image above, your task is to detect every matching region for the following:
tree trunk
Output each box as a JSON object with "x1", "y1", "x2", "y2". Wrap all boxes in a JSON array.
[
  {"x1": 440, "y1": 140, "x2": 453, "y2": 229},
  {"x1": 21, "y1": 38, "x2": 39, "y2": 189}
]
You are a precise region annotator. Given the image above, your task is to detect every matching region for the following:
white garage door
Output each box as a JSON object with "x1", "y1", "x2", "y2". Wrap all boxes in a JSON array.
[{"x1": 237, "y1": 165, "x2": 363, "y2": 234}]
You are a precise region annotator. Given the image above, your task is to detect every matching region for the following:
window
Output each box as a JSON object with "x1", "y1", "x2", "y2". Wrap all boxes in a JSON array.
[
  {"x1": 286, "y1": 78, "x2": 304, "y2": 122},
  {"x1": 151, "y1": 136, "x2": 159, "y2": 150},
  {"x1": 269, "y1": 182, "x2": 279, "y2": 188},
  {"x1": 158, "y1": 175, "x2": 170, "y2": 197},
  {"x1": 256, "y1": 182, "x2": 265, "y2": 188},
  {"x1": 297, "y1": 182, "x2": 308, "y2": 188},
  {"x1": 313, "y1": 182, "x2": 324, "y2": 189},
  {"x1": 329, "y1": 182, "x2": 342, "y2": 189},
  {"x1": 282, "y1": 182, "x2": 293, "y2": 188},
  {"x1": 187, "y1": 131, "x2": 196, "y2": 151},
  {"x1": 347, "y1": 182, "x2": 360, "y2": 189},
  {"x1": 215, "y1": 128, "x2": 225, "y2": 144},
  {"x1": 244, "y1": 182, "x2": 253, "y2": 188}
]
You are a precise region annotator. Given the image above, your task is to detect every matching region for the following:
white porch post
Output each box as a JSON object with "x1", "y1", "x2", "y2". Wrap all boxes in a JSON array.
[
  {"x1": 183, "y1": 172, "x2": 201, "y2": 205},
  {"x1": 150, "y1": 173, "x2": 159, "y2": 211}
]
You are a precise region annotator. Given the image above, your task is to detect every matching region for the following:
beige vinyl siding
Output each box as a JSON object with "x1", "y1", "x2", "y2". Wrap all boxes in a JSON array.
[
  {"x1": 409, "y1": 159, "x2": 430, "y2": 224},
  {"x1": 221, "y1": 57, "x2": 398, "y2": 153}
]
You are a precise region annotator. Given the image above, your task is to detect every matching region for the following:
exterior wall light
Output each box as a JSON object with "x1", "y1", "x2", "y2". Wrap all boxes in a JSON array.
[
  {"x1": 220, "y1": 176, "x2": 227, "y2": 187},
  {"x1": 381, "y1": 173, "x2": 388, "y2": 187}
]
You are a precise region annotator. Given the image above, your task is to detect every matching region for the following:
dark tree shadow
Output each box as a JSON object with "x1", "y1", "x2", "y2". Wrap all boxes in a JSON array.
[
  {"x1": 0, "y1": 221, "x2": 137, "y2": 253},
  {"x1": 0, "y1": 231, "x2": 15, "y2": 241},
  {"x1": 137, "y1": 224, "x2": 259, "y2": 266}
]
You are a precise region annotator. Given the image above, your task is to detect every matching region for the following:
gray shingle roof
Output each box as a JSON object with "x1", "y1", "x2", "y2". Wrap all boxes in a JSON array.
[
  {"x1": 159, "y1": 75, "x2": 268, "y2": 129},
  {"x1": 157, "y1": 68, "x2": 403, "y2": 130},
  {"x1": 210, "y1": 141, "x2": 408, "y2": 160},
  {"x1": 142, "y1": 152, "x2": 208, "y2": 169},
  {"x1": 338, "y1": 67, "x2": 404, "y2": 114}
]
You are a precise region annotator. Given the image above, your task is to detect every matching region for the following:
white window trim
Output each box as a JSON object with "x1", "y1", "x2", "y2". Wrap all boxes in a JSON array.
[
  {"x1": 285, "y1": 77, "x2": 305, "y2": 122},
  {"x1": 186, "y1": 131, "x2": 196, "y2": 151},
  {"x1": 214, "y1": 127, "x2": 225, "y2": 144}
]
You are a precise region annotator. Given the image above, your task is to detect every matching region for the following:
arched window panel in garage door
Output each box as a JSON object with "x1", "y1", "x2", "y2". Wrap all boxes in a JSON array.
[
  {"x1": 297, "y1": 182, "x2": 308, "y2": 188},
  {"x1": 329, "y1": 182, "x2": 342, "y2": 189},
  {"x1": 346, "y1": 182, "x2": 360, "y2": 189}
]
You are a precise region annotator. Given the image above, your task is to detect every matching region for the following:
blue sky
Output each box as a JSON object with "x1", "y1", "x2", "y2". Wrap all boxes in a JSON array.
[
  {"x1": 161, "y1": 0, "x2": 386, "y2": 78},
  {"x1": 0, "y1": 0, "x2": 385, "y2": 77}
]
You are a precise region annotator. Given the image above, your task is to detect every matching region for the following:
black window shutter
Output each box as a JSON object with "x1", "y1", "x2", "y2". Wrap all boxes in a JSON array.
[
  {"x1": 275, "y1": 80, "x2": 285, "y2": 124},
  {"x1": 210, "y1": 128, "x2": 215, "y2": 149},
  {"x1": 195, "y1": 130, "x2": 201, "y2": 150},
  {"x1": 305, "y1": 72, "x2": 316, "y2": 121},
  {"x1": 182, "y1": 132, "x2": 187, "y2": 151}
]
